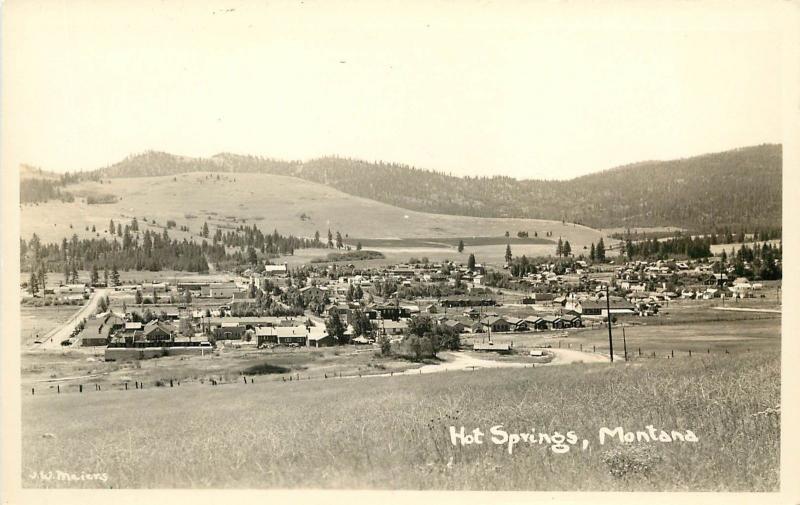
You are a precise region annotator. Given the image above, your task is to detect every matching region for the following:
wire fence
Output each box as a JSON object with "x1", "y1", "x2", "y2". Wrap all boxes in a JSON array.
[{"x1": 26, "y1": 343, "x2": 753, "y2": 397}]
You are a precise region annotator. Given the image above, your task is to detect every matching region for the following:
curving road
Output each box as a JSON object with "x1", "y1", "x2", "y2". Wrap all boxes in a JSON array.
[{"x1": 30, "y1": 288, "x2": 110, "y2": 350}]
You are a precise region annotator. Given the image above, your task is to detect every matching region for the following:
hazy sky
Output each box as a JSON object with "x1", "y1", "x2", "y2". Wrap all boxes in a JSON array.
[{"x1": 1, "y1": 0, "x2": 788, "y2": 180}]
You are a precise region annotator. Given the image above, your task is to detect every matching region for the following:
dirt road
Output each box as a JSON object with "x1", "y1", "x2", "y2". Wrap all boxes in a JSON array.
[
  {"x1": 361, "y1": 348, "x2": 608, "y2": 379},
  {"x1": 30, "y1": 288, "x2": 109, "y2": 350}
]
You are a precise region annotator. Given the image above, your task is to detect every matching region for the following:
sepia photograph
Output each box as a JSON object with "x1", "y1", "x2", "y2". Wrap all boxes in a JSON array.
[{"x1": 1, "y1": 0, "x2": 798, "y2": 503}]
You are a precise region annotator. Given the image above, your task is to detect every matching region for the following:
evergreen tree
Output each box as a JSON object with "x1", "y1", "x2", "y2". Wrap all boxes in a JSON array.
[
  {"x1": 596, "y1": 238, "x2": 606, "y2": 262},
  {"x1": 335, "y1": 231, "x2": 343, "y2": 249},
  {"x1": 356, "y1": 241, "x2": 362, "y2": 251},
  {"x1": 505, "y1": 243, "x2": 513, "y2": 264},
  {"x1": 28, "y1": 271, "x2": 39, "y2": 296},
  {"x1": 556, "y1": 237, "x2": 564, "y2": 257},
  {"x1": 111, "y1": 264, "x2": 120, "y2": 286},
  {"x1": 467, "y1": 253, "x2": 476, "y2": 271},
  {"x1": 109, "y1": 219, "x2": 115, "y2": 235},
  {"x1": 563, "y1": 240, "x2": 572, "y2": 257},
  {"x1": 90, "y1": 264, "x2": 99, "y2": 285},
  {"x1": 457, "y1": 240, "x2": 464, "y2": 253},
  {"x1": 590, "y1": 243, "x2": 596, "y2": 261},
  {"x1": 202, "y1": 221, "x2": 209, "y2": 238},
  {"x1": 37, "y1": 263, "x2": 47, "y2": 291},
  {"x1": 325, "y1": 310, "x2": 346, "y2": 345}
]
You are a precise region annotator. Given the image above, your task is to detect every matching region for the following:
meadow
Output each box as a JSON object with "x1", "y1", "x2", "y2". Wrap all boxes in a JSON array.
[
  {"x1": 20, "y1": 306, "x2": 80, "y2": 346},
  {"x1": 20, "y1": 172, "x2": 607, "y2": 267},
  {"x1": 21, "y1": 351, "x2": 780, "y2": 491}
]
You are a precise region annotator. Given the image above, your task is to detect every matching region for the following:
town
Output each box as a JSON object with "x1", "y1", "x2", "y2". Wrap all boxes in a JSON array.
[{"x1": 25, "y1": 243, "x2": 780, "y2": 365}]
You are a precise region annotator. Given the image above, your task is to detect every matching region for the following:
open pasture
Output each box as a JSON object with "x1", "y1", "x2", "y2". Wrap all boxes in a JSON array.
[{"x1": 21, "y1": 351, "x2": 780, "y2": 491}]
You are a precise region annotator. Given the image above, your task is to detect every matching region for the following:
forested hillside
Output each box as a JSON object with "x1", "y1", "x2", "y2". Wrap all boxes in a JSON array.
[{"x1": 58, "y1": 144, "x2": 783, "y2": 232}]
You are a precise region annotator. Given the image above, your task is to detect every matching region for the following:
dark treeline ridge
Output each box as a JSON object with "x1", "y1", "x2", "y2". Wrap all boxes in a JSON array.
[
  {"x1": 723, "y1": 242, "x2": 782, "y2": 280},
  {"x1": 611, "y1": 226, "x2": 782, "y2": 244},
  {"x1": 82, "y1": 144, "x2": 781, "y2": 232},
  {"x1": 20, "y1": 165, "x2": 100, "y2": 204},
  {"x1": 20, "y1": 219, "x2": 325, "y2": 276},
  {"x1": 623, "y1": 236, "x2": 713, "y2": 260}
]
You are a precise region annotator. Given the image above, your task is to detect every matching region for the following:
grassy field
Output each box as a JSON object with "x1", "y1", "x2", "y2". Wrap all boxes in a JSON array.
[
  {"x1": 21, "y1": 351, "x2": 779, "y2": 490},
  {"x1": 464, "y1": 318, "x2": 780, "y2": 358},
  {"x1": 20, "y1": 172, "x2": 607, "y2": 267},
  {"x1": 20, "y1": 306, "x2": 80, "y2": 346},
  {"x1": 20, "y1": 345, "x2": 424, "y2": 392}
]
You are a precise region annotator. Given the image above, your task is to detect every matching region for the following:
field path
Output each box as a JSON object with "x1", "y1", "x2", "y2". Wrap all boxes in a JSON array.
[
  {"x1": 31, "y1": 288, "x2": 109, "y2": 350},
  {"x1": 359, "y1": 348, "x2": 607, "y2": 379},
  {"x1": 546, "y1": 348, "x2": 609, "y2": 364}
]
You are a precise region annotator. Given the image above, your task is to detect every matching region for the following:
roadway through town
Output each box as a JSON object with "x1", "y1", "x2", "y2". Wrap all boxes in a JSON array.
[{"x1": 30, "y1": 288, "x2": 109, "y2": 351}]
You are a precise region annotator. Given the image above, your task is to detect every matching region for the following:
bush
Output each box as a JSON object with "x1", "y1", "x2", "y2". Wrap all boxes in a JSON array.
[{"x1": 243, "y1": 363, "x2": 291, "y2": 375}]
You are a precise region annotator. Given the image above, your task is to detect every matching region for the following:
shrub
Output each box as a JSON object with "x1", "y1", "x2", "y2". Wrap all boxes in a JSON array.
[{"x1": 243, "y1": 363, "x2": 291, "y2": 375}]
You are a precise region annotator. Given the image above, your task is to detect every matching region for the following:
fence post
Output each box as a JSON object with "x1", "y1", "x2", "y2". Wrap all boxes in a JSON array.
[
  {"x1": 31, "y1": 388, "x2": 34, "y2": 395},
  {"x1": 638, "y1": 347, "x2": 641, "y2": 357},
  {"x1": 671, "y1": 349, "x2": 674, "y2": 358},
  {"x1": 57, "y1": 384, "x2": 60, "y2": 394},
  {"x1": 242, "y1": 376, "x2": 247, "y2": 384},
  {"x1": 689, "y1": 350, "x2": 692, "y2": 358},
  {"x1": 593, "y1": 345, "x2": 596, "y2": 353},
  {"x1": 79, "y1": 384, "x2": 83, "y2": 393},
  {"x1": 125, "y1": 382, "x2": 128, "y2": 390}
]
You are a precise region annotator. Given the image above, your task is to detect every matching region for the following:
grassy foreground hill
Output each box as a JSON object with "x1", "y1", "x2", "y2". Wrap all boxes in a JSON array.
[{"x1": 22, "y1": 351, "x2": 779, "y2": 490}]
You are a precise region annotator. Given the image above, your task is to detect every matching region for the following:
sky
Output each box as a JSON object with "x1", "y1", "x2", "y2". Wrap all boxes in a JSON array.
[{"x1": 1, "y1": 0, "x2": 789, "y2": 180}]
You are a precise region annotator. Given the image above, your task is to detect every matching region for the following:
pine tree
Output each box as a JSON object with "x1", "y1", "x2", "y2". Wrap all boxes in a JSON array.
[
  {"x1": 90, "y1": 264, "x2": 99, "y2": 285},
  {"x1": 457, "y1": 240, "x2": 464, "y2": 253},
  {"x1": 467, "y1": 253, "x2": 476, "y2": 271},
  {"x1": 202, "y1": 222, "x2": 209, "y2": 238},
  {"x1": 111, "y1": 264, "x2": 120, "y2": 286},
  {"x1": 28, "y1": 271, "x2": 39, "y2": 296},
  {"x1": 335, "y1": 231, "x2": 343, "y2": 249},
  {"x1": 590, "y1": 243, "x2": 596, "y2": 261},
  {"x1": 596, "y1": 238, "x2": 606, "y2": 262},
  {"x1": 563, "y1": 240, "x2": 572, "y2": 257},
  {"x1": 109, "y1": 219, "x2": 115, "y2": 235},
  {"x1": 505, "y1": 243, "x2": 513, "y2": 264},
  {"x1": 37, "y1": 263, "x2": 47, "y2": 291},
  {"x1": 326, "y1": 310, "x2": 346, "y2": 345},
  {"x1": 70, "y1": 262, "x2": 79, "y2": 284},
  {"x1": 556, "y1": 237, "x2": 564, "y2": 257}
]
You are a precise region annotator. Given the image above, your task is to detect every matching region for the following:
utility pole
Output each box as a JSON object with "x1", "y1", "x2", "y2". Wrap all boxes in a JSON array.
[
  {"x1": 622, "y1": 325, "x2": 628, "y2": 362},
  {"x1": 605, "y1": 285, "x2": 614, "y2": 362}
]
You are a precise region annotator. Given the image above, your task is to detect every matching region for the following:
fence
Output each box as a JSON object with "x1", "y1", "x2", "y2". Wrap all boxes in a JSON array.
[{"x1": 27, "y1": 343, "x2": 752, "y2": 397}]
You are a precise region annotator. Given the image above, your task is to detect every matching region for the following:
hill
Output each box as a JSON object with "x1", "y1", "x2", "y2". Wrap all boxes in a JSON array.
[
  {"x1": 84, "y1": 144, "x2": 781, "y2": 231},
  {"x1": 20, "y1": 172, "x2": 603, "y2": 266}
]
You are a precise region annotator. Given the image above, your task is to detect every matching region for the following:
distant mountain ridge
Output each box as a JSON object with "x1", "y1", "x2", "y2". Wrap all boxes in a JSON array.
[{"x1": 88, "y1": 144, "x2": 781, "y2": 231}]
